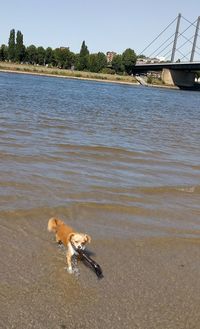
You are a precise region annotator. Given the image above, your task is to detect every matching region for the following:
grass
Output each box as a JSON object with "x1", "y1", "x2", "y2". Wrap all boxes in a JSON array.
[{"x1": 0, "y1": 61, "x2": 138, "y2": 85}]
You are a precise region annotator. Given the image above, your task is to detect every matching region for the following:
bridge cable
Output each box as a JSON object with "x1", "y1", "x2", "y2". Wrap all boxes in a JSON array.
[
  {"x1": 148, "y1": 32, "x2": 175, "y2": 58},
  {"x1": 178, "y1": 48, "x2": 200, "y2": 61},
  {"x1": 177, "y1": 49, "x2": 190, "y2": 61},
  {"x1": 178, "y1": 34, "x2": 200, "y2": 52},
  {"x1": 178, "y1": 19, "x2": 199, "y2": 38},
  {"x1": 153, "y1": 40, "x2": 175, "y2": 58},
  {"x1": 182, "y1": 16, "x2": 198, "y2": 28},
  {"x1": 163, "y1": 49, "x2": 173, "y2": 60},
  {"x1": 138, "y1": 16, "x2": 178, "y2": 56},
  {"x1": 175, "y1": 32, "x2": 200, "y2": 59},
  {"x1": 179, "y1": 51, "x2": 192, "y2": 61},
  {"x1": 170, "y1": 18, "x2": 200, "y2": 61}
]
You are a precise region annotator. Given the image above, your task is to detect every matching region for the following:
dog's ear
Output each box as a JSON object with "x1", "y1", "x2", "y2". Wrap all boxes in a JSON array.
[
  {"x1": 85, "y1": 234, "x2": 91, "y2": 243},
  {"x1": 68, "y1": 232, "x2": 75, "y2": 241}
]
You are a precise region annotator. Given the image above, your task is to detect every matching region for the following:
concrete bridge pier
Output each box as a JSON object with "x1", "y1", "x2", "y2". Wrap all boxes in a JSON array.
[{"x1": 161, "y1": 68, "x2": 195, "y2": 88}]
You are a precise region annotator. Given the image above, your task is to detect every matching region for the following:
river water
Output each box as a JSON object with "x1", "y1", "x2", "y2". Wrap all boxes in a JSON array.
[{"x1": 0, "y1": 72, "x2": 200, "y2": 238}]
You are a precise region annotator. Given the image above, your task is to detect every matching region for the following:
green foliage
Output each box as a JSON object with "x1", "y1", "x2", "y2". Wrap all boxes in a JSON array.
[
  {"x1": 147, "y1": 75, "x2": 163, "y2": 85},
  {"x1": 45, "y1": 47, "x2": 53, "y2": 65},
  {"x1": 1, "y1": 29, "x2": 140, "y2": 79},
  {"x1": 53, "y1": 47, "x2": 74, "y2": 69},
  {"x1": 101, "y1": 67, "x2": 115, "y2": 74},
  {"x1": 147, "y1": 75, "x2": 153, "y2": 84},
  {"x1": 26, "y1": 45, "x2": 37, "y2": 64},
  {"x1": 138, "y1": 54, "x2": 146, "y2": 59},
  {"x1": 112, "y1": 54, "x2": 124, "y2": 74},
  {"x1": 88, "y1": 52, "x2": 107, "y2": 72},
  {"x1": 37, "y1": 46, "x2": 46, "y2": 65},
  {"x1": 15, "y1": 31, "x2": 25, "y2": 62},
  {"x1": 77, "y1": 41, "x2": 89, "y2": 71},
  {"x1": 8, "y1": 29, "x2": 16, "y2": 61},
  {"x1": 0, "y1": 44, "x2": 8, "y2": 61},
  {"x1": 122, "y1": 48, "x2": 137, "y2": 74}
]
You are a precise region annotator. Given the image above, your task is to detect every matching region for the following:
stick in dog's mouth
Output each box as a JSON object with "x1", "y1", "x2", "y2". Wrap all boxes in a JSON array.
[{"x1": 72, "y1": 244, "x2": 103, "y2": 279}]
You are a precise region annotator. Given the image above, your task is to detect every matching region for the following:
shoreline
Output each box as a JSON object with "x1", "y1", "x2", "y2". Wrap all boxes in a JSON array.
[
  {"x1": 0, "y1": 63, "x2": 179, "y2": 90},
  {"x1": 0, "y1": 67, "x2": 140, "y2": 86}
]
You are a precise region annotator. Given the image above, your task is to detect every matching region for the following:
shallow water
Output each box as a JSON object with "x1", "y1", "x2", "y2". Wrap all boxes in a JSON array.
[{"x1": 0, "y1": 72, "x2": 200, "y2": 238}]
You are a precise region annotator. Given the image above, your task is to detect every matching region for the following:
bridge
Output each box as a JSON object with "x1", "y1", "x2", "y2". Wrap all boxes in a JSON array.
[{"x1": 133, "y1": 14, "x2": 200, "y2": 88}]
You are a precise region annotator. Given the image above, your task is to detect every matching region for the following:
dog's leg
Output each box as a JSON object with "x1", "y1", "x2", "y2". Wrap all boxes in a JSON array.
[
  {"x1": 55, "y1": 233, "x2": 62, "y2": 244},
  {"x1": 66, "y1": 250, "x2": 73, "y2": 274}
]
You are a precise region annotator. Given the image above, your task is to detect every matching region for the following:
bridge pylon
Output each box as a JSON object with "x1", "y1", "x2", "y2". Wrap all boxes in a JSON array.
[
  {"x1": 190, "y1": 16, "x2": 200, "y2": 62},
  {"x1": 171, "y1": 13, "x2": 181, "y2": 62}
]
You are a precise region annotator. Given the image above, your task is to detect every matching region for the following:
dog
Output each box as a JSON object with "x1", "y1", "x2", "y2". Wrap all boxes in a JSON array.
[{"x1": 47, "y1": 217, "x2": 91, "y2": 273}]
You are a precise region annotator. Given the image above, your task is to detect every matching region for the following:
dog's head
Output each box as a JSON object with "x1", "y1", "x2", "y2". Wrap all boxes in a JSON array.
[{"x1": 69, "y1": 232, "x2": 91, "y2": 251}]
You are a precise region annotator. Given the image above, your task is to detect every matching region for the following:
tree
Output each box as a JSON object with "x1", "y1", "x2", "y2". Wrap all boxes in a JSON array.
[
  {"x1": 15, "y1": 30, "x2": 25, "y2": 62},
  {"x1": 88, "y1": 52, "x2": 107, "y2": 72},
  {"x1": 45, "y1": 47, "x2": 53, "y2": 65},
  {"x1": 37, "y1": 46, "x2": 46, "y2": 65},
  {"x1": 26, "y1": 45, "x2": 37, "y2": 64},
  {"x1": 53, "y1": 47, "x2": 74, "y2": 69},
  {"x1": 0, "y1": 44, "x2": 8, "y2": 61},
  {"x1": 112, "y1": 54, "x2": 124, "y2": 74},
  {"x1": 77, "y1": 41, "x2": 89, "y2": 71},
  {"x1": 73, "y1": 53, "x2": 80, "y2": 70},
  {"x1": 122, "y1": 48, "x2": 137, "y2": 74},
  {"x1": 8, "y1": 29, "x2": 16, "y2": 61}
]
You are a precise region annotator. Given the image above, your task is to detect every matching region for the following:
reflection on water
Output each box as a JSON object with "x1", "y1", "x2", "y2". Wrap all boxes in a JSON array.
[{"x1": 0, "y1": 72, "x2": 200, "y2": 238}]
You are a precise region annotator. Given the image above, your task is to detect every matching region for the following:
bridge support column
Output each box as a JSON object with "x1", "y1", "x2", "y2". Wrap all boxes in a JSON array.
[{"x1": 161, "y1": 69, "x2": 195, "y2": 88}]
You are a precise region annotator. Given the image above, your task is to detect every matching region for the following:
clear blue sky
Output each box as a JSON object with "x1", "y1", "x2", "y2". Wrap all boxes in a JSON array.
[{"x1": 1, "y1": 0, "x2": 199, "y2": 59}]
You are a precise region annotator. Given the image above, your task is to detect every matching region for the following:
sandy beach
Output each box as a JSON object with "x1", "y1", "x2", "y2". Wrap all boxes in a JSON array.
[{"x1": 1, "y1": 209, "x2": 200, "y2": 329}]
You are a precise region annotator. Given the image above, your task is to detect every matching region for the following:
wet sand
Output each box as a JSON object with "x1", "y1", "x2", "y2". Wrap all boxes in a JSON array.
[
  {"x1": 1, "y1": 210, "x2": 200, "y2": 329},
  {"x1": 1, "y1": 72, "x2": 200, "y2": 328}
]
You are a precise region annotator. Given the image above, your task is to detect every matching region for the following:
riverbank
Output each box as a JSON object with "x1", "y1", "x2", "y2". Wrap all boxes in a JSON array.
[
  {"x1": 2, "y1": 62, "x2": 200, "y2": 91},
  {"x1": 0, "y1": 61, "x2": 180, "y2": 90},
  {"x1": 0, "y1": 61, "x2": 140, "y2": 86}
]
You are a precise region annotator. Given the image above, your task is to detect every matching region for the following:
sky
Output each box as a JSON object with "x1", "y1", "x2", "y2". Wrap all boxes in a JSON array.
[{"x1": 1, "y1": 0, "x2": 200, "y2": 60}]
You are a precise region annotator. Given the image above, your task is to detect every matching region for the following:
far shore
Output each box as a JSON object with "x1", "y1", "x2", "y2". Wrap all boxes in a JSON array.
[
  {"x1": 0, "y1": 61, "x2": 139, "y2": 85},
  {"x1": 0, "y1": 61, "x2": 179, "y2": 90}
]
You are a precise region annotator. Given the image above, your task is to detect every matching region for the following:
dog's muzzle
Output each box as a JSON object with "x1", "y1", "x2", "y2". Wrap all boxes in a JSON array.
[{"x1": 78, "y1": 245, "x2": 85, "y2": 250}]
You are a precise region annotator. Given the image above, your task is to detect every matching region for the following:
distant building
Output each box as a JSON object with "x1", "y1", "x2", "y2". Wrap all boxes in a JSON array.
[
  {"x1": 156, "y1": 56, "x2": 166, "y2": 62},
  {"x1": 60, "y1": 47, "x2": 69, "y2": 51},
  {"x1": 106, "y1": 51, "x2": 117, "y2": 63},
  {"x1": 136, "y1": 56, "x2": 166, "y2": 64},
  {"x1": 136, "y1": 57, "x2": 148, "y2": 64}
]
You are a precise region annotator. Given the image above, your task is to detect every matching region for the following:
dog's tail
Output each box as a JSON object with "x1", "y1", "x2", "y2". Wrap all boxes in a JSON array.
[{"x1": 47, "y1": 217, "x2": 63, "y2": 233}]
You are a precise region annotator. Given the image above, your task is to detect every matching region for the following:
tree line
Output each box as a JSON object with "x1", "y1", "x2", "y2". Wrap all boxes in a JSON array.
[{"x1": 0, "y1": 29, "x2": 137, "y2": 75}]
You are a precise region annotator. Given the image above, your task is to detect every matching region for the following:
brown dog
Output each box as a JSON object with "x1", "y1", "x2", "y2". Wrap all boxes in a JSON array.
[{"x1": 48, "y1": 217, "x2": 91, "y2": 273}]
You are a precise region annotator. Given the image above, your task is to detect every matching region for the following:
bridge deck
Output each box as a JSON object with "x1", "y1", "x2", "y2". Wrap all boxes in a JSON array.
[{"x1": 133, "y1": 62, "x2": 200, "y2": 73}]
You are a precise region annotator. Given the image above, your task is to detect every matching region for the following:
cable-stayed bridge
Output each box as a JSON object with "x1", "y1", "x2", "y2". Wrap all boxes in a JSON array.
[{"x1": 133, "y1": 14, "x2": 200, "y2": 88}]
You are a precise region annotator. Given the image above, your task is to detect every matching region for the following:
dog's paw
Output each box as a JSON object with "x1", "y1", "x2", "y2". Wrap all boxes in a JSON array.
[{"x1": 64, "y1": 266, "x2": 73, "y2": 274}]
